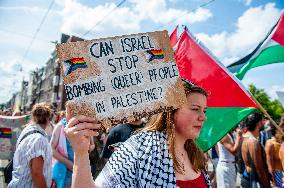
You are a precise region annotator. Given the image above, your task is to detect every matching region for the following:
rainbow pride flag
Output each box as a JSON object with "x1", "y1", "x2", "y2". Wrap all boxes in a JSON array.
[
  {"x1": 0, "y1": 127, "x2": 12, "y2": 139},
  {"x1": 145, "y1": 49, "x2": 164, "y2": 62},
  {"x1": 63, "y1": 57, "x2": 87, "y2": 77}
]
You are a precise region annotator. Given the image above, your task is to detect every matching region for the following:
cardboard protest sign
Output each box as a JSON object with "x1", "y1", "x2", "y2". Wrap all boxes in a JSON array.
[{"x1": 56, "y1": 31, "x2": 186, "y2": 127}]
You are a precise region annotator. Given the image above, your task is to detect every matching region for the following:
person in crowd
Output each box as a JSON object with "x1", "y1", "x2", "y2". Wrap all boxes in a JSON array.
[
  {"x1": 44, "y1": 104, "x2": 55, "y2": 142},
  {"x1": 64, "y1": 80, "x2": 211, "y2": 187},
  {"x1": 101, "y1": 120, "x2": 144, "y2": 161},
  {"x1": 210, "y1": 145, "x2": 219, "y2": 170},
  {"x1": 54, "y1": 111, "x2": 66, "y2": 124},
  {"x1": 216, "y1": 128, "x2": 243, "y2": 187},
  {"x1": 8, "y1": 103, "x2": 52, "y2": 188},
  {"x1": 265, "y1": 125, "x2": 283, "y2": 187},
  {"x1": 50, "y1": 112, "x2": 74, "y2": 188},
  {"x1": 4, "y1": 109, "x2": 12, "y2": 116},
  {"x1": 240, "y1": 112, "x2": 270, "y2": 188},
  {"x1": 260, "y1": 118, "x2": 273, "y2": 148},
  {"x1": 207, "y1": 146, "x2": 218, "y2": 188},
  {"x1": 89, "y1": 136, "x2": 103, "y2": 178},
  {"x1": 280, "y1": 114, "x2": 284, "y2": 130},
  {"x1": 46, "y1": 113, "x2": 56, "y2": 142},
  {"x1": 12, "y1": 111, "x2": 21, "y2": 116},
  {"x1": 278, "y1": 116, "x2": 284, "y2": 187}
]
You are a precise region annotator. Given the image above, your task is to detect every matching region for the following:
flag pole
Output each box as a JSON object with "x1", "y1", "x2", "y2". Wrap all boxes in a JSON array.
[{"x1": 250, "y1": 94, "x2": 284, "y2": 135}]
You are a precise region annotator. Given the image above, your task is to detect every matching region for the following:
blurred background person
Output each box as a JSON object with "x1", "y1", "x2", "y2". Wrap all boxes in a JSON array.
[
  {"x1": 54, "y1": 111, "x2": 66, "y2": 125},
  {"x1": 45, "y1": 103, "x2": 56, "y2": 142},
  {"x1": 265, "y1": 125, "x2": 283, "y2": 187},
  {"x1": 260, "y1": 118, "x2": 273, "y2": 148},
  {"x1": 278, "y1": 114, "x2": 284, "y2": 188},
  {"x1": 8, "y1": 103, "x2": 52, "y2": 188},
  {"x1": 240, "y1": 112, "x2": 270, "y2": 188},
  {"x1": 207, "y1": 146, "x2": 218, "y2": 188},
  {"x1": 101, "y1": 120, "x2": 144, "y2": 161},
  {"x1": 50, "y1": 112, "x2": 74, "y2": 188},
  {"x1": 216, "y1": 128, "x2": 243, "y2": 187}
]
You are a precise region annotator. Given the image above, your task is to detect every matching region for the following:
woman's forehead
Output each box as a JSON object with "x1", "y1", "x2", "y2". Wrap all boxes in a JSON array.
[{"x1": 186, "y1": 93, "x2": 207, "y2": 105}]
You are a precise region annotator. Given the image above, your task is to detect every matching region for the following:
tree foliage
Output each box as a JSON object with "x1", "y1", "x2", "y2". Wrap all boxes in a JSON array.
[
  {"x1": 0, "y1": 103, "x2": 4, "y2": 111},
  {"x1": 249, "y1": 84, "x2": 284, "y2": 120}
]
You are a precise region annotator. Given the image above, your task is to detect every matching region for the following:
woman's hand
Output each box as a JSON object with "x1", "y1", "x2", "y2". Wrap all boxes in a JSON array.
[
  {"x1": 66, "y1": 160, "x2": 74, "y2": 172},
  {"x1": 64, "y1": 106, "x2": 98, "y2": 188},
  {"x1": 64, "y1": 106, "x2": 101, "y2": 157},
  {"x1": 89, "y1": 143, "x2": 96, "y2": 153}
]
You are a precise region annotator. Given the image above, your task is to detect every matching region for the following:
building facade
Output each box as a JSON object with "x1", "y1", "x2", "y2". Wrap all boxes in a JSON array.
[{"x1": 5, "y1": 33, "x2": 85, "y2": 113}]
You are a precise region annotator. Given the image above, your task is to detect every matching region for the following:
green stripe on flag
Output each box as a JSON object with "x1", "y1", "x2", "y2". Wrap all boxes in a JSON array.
[
  {"x1": 196, "y1": 107, "x2": 257, "y2": 151},
  {"x1": 235, "y1": 45, "x2": 284, "y2": 79}
]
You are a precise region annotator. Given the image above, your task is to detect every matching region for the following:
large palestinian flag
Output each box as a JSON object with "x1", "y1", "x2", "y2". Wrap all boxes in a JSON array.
[
  {"x1": 227, "y1": 12, "x2": 284, "y2": 80},
  {"x1": 173, "y1": 27, "x2": 258, "y2": 151}
]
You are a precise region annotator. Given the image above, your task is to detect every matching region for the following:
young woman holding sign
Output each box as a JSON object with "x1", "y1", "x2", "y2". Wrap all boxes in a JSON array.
[{"x1": 64, "y1": 80, "x2": 211, "y2": 188}]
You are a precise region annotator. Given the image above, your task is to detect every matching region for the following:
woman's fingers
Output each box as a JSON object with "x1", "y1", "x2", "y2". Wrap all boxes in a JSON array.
[
  {"x1": 67, "y1": 116, "x2": 98, "y2": 128},
  {"x1": 65, "y1": 102, "x2": 71, "y2": 123},
  {"x1": 65, "y1": 122, "x2": 101, "y2": 139},
  {"x1": 68, "y1": 122, "x2": 101, "y2": 132},
  {"x1": 73, "y1": 129, "x2": 99, "y2": 138}
]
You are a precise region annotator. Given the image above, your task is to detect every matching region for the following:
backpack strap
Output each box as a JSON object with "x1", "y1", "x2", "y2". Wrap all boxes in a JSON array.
[{"x1": 18, "y1": 130, "x2": 45, "y2": 145}]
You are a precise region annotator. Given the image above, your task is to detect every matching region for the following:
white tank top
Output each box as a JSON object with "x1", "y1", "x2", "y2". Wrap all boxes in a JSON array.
[{"x1": 217, "y1": 134, "x2": 235, "y2": 162}]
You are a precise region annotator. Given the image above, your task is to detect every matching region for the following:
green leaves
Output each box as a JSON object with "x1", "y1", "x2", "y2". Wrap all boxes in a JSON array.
[{"x1": 249, "y1": 84, "x2": 284, "y2": 120}]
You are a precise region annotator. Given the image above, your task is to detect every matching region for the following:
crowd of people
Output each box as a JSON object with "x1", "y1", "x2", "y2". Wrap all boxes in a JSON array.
[
  {"x1": 212, "y1": 112, "x2": 284, "y2": 188},
  {"x1": 2, "y1": 79, "x2": 284, "y2": 188}
]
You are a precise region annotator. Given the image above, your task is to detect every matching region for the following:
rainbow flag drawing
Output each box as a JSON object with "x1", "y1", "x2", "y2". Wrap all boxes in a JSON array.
[
  {"x1": 145, "y1": 49, "x2": 164, "y2": 62},
  {"x1": 63, "y1": 57, "x2": 87, "y2": 77},
  {"x1": 0, "y1": 127, "x2": 12, "y2": 139}
]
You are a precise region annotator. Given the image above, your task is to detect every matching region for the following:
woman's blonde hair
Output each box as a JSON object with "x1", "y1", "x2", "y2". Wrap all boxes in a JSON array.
[{"x1": 143, "y1": 81, "x2": 207, "y2": 173}]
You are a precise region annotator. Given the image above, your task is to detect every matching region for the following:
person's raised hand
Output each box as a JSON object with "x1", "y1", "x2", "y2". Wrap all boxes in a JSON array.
[
  {"x1": 236, "y1": 128, "x2": 243, "y2": 137},
  {"x1": 64, "y1": 104, "x2": 101, "y2": 157},
  {"x1": 235, "y1": 128, "x2": 243, "y2": 142}
]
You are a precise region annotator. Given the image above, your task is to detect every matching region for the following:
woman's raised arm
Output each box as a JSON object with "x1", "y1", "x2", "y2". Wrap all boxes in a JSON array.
[{"x1": 64, "y1": 106, "x2": 101, "y2": 188}]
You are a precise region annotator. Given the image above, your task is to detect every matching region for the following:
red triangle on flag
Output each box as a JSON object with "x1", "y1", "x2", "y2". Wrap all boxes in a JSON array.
[
  {"x1": 272, "y1": 12, "x2": 284, "y2": 46},
  {"x1": 175, "y1": 29, "x2": 257, "y2": 108},
  {"x1": 170, "y1": 26, "x2": 178, "y2": 48}
]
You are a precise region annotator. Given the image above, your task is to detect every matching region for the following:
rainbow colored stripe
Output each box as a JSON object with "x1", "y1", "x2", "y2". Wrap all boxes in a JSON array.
[
  {"x1": 63, "y1": 57, "x2": 87, "y2": 77},
  {"x1": 145, "y1": 49, "x2": 164, "y2": 62},
  {"x1": 0, "y1": 128, "x2": 12, "y2": 139}
]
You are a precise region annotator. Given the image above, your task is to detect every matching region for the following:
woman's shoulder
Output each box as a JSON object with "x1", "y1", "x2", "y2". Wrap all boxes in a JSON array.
[
  {"x1": 110, "y1": 130, "x2": 167, "y2": 158},
  {"x1": 127, "y1": 130, "x2": 167, "y2": 147},
  {"x1": 265, "y1": 138, "x2": 273, "y2": 145},
  {"x1": 130, "y1": 130, "x2": 166, "y2": 140},
  {"x1": 96, "y1": 130, "x2": 172, "y2": 187}
]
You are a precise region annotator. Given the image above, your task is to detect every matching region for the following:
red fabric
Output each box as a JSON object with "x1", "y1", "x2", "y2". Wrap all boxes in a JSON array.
[
  {"x1": 170, "y1": 26, "x2": 178, "y2": 48},
  {"x1": 175, "y1": 29, "x2": 257, "y2": 108},
  {"x1": 176, "y1": 174, "x2": 207, "y2": 188},
  {"x1": 272, "y1": 12, "x2": 284, "y2": 46}
]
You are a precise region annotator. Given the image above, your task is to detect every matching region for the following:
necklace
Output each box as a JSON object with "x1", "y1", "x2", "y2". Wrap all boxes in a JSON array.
[{"x1": 178, "y1": 151, "x2": 186, "y2": 173}]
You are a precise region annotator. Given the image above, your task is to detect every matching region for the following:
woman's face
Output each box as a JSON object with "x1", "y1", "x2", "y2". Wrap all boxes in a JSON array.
[{"x1": 174, "y1": 92, "x2": 207, "y2": 139}]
